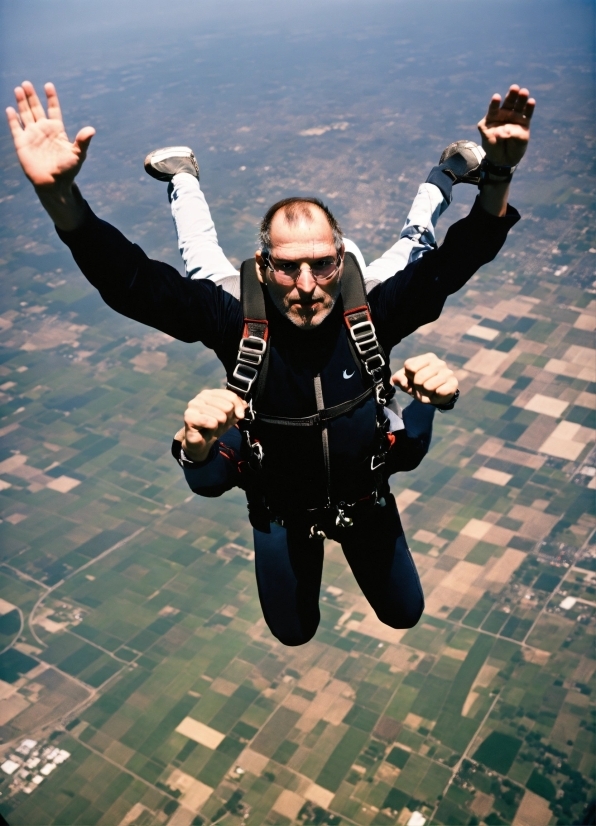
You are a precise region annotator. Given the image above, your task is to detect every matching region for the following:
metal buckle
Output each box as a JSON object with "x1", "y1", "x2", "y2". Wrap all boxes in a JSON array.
[
  {"x1": 249, "y1": 440, "x2": 264, "y2": 469},
  {"x1": 349, "y1": 319, "x2": 378, "y2": 355},
  {"x1": 242, "y1": 426, "x2": 264, "y2": 469},
  {"x1": 228, "y1": 362, "x2": 259, "y2": 396},
  {"x1": 335, "y1": 504, "x2": 354, "y2": 528},
  {"x1": 238, "y1": 335, "x2": 267, "y2": 366},
  {"x1": 374, "y1": 384, "x2": 387, "y2": 405},
  {"x1": 243, "y1": 398, "x2": 255, "y2": 422},
  {"x1": 364, "y1": 352, "x2": 385, "y2": 375},
  {"x1": 371, "y1": 453, "x2": 385, "y2": 472}
]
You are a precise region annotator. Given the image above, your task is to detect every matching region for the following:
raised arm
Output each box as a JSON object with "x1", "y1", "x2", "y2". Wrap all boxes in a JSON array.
[
  {"x1": 477, "y1": 84, "x2": 535, "y2": 217},
  {"x1": 370, "y1": 84, "x2": 533, "y2": 345},
  {"x1": 6, "y1": 81, "x2": 94, "y2": 230},
  {"x1": 6, "y1": 82, "x2": 243, "y2": 355}
]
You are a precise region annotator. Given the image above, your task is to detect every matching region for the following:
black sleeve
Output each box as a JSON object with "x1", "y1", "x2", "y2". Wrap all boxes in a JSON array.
[
  {"x1": 56, "y1": 203, "x2": 243, "y2": 357},
  {"x1": 386, "y1": 399, "x2": 435, "y2": 474},
  {"x1": 369, "y1": 197, "x2": 520, "y2": 349},
  {"x1": 171, "y1": 426, "x2": 243, "y2": 497}
]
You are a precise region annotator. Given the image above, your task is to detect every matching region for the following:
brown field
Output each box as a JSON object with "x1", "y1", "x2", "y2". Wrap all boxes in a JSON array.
[
  {"x1": 483, "y1": 548, "x2": 526, "y2": 584},
  {"x1": 513, "y1": 790, "x2": 553, "y2": 826},
  {"x1": 273, "y1": 789, "x2": 306, "y2": 820},
  {"x1": 0, "y1": 694, "x2": 29, "y2": 726},
  {"x1": 175, "y1": 717, "x2": 225, "y2": 749},
  {"x1": 470, "y1": 791, "x2": 494, "y2": 818}
]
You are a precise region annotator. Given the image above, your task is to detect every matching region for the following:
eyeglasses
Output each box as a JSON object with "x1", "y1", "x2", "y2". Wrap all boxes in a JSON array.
[{"x1": 262, "y1": 252, "x2": 342, "y2": 284}]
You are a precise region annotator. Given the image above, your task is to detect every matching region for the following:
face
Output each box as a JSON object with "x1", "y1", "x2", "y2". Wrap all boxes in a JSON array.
[{"x1": 256, "y1": 208, "x2": 343, "y2": 330}]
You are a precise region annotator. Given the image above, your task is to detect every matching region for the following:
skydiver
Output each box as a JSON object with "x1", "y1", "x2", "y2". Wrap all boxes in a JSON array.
[
  {"x1": 6, "y1": 81, "x2": 534, "y2": 644},
  {"x1": 140, "y1": 139, "x2": 470, "y2": 643}
]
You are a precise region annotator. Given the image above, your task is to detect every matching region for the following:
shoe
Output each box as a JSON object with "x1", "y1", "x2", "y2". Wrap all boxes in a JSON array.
[
  {"x1": 438, "y1": 140, "x2": 485, "y2": 185},
  {"x1": 144, "y1": 146, "x2": 199, "y2": 182}
]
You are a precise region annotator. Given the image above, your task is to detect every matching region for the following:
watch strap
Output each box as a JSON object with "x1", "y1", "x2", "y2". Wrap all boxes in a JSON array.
[
  {"x1": 434, "y1": 388, "x2": 460, "y2": 411},
  {"x1": 479, "y1": 158, "x2": 517, "y2": 186}
]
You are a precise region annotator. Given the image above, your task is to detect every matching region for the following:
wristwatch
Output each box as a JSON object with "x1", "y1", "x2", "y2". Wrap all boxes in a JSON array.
[
  {"x1": 434, "y1": 389, "x2": 460, "y2": 411},
  {"x1": 479, "y1": 158, "x2": 517, "y2": 187},
  {"x1": 171, "y1": 438, "x2": 212, "y2": 468}
]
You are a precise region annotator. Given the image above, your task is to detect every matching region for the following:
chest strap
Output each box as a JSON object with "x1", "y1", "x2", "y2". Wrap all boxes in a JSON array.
[{"x1": 255, "y1": 387, "x2": 373, "y2": 427}]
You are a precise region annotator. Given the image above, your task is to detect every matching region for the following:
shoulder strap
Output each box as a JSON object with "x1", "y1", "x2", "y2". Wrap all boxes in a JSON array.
[
  {"x1": 228, "y1": 253, "x2": 393, "y2": 407},
  {"x1": 227, "y1": 259, "x2": 270, "y2": 401},
  {"x1": 341, "y1": 252, "x2": 393, "y2": 405}
]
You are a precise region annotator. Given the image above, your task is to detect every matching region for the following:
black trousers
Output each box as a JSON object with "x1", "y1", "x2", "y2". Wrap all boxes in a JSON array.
[{"x1": 252, "y1": 493, "x2": 424, "y2": 646}]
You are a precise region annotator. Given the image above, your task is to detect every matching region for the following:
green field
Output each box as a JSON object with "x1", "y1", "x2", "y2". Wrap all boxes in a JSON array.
[
  {"x1": 473, "y1": 731, "x2": 523, "y2": 774},
  {"x1": 0, "y1": 5, "x2": 595, "y2": 824}
]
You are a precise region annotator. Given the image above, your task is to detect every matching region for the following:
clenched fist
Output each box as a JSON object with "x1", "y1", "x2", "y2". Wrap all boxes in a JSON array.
[
  {"x1": 175, "y1": 389, "x2": 247, "y2": 463},
  {"x1": 392, "y1": 353, "x2": 458, "y2": 405}
]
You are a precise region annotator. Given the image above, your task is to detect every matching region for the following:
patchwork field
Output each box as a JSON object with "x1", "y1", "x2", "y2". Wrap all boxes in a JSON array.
[{"x1": 0, "y1": 2, "x2": 594, "y2": 824}]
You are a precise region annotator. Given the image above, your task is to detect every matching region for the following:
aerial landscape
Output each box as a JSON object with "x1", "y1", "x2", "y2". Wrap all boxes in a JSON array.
[{"x1": 0, "y1": 1, "x2": 594, "y2": 824}]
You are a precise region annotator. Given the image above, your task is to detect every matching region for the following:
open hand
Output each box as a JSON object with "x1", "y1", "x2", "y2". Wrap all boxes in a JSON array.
[
  {"x1": 175, "y1": 389, "x2": 247, "y2": 463},
  {"x1": 6, "y1": 81, "x2": 95, "y2": 189},
  {"x1": 477, "y1": 84, "x2": 535, "y2": 167},
  {"x1": 392, "y1": 353, "x2": 458, "y2": 405}
]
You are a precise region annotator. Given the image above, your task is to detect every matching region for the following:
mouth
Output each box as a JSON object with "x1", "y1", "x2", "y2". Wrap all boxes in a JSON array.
[{"x1": 291, "y1": 299, "x2": 321, "y2": 309}]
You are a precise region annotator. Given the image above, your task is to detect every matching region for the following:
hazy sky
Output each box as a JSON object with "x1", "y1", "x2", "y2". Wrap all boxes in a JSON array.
[
  {"x1": 1, "y1": 0, "x2": 593, "y2": 93},
  {"x1": 1, "y1": 0, "x2": 593, "y2": 260}
]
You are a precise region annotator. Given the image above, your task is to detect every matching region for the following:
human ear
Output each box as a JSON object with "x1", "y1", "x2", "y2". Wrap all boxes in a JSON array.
[{"x1": 255, "y1": 251, "x2": 266, "y2": 284}]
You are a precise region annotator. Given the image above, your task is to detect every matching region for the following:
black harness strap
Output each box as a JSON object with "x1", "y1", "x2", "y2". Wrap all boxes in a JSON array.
[
  {"x1": 339, "y1": 255, "x2": 394, "y2": 514},
  {"x1": 314, "y1": 374, "x2": 332, "y2": 504},
  {"x1": 255, "y1": 387, "x2": 373, "y2": 426},
  {"x1": 229, "y1": 252, "x2": 395, "y2": 531},
  {"x1": 341, "y1": 254, "x2": 392, "y2": 404},
  {"x1": 227, "y1": 258, "x2": 269, "y2": 400}
]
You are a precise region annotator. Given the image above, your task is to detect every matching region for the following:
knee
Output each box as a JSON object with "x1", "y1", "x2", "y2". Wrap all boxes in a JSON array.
[
  {"x1": 376, "y1": 594, "x2": 424, "y2": 630},
  {"x1": 265, "y1": 615, "x2": 319, "y2": 647},
  {"x1": 273, "y1": 628, "x2": 317, "y2": 647}
]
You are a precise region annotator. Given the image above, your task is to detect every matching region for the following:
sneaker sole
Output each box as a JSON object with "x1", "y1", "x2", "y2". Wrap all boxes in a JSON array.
[
  {"x1": 439, "y1": 140, "x2": 485, "y2": 166},
  {"x1": 439, "y1": 141, "x2": 485, "y2": 185},
  {"x1": 144, "y1": 146, "x2": 198, "y2": 181}
]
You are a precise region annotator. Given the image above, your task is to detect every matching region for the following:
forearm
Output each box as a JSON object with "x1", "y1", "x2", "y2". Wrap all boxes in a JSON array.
[
  {"x1": 386, "y1": 400, "x2": 435, "y2": 473},
  {"x1": 477, "y1": 179, "x2": 510, "y2": 217},
  {"x1": 35, "y1": 182, "x2": 87, "y2": 231},
  {"x1": 372, "y1": 197, "x2": 521, "y2": 344},
  {"x1": 172, "y1": 437, "x2": 241, "y2": 497}
]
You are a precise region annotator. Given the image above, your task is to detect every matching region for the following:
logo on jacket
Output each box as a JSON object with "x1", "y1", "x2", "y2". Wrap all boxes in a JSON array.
[{"x1": 343, "y1": 370, "x2": 355, "y2": 379}]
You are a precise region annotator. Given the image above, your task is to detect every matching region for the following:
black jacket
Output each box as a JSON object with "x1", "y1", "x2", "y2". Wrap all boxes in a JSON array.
[{"x1": 58, "y1": 198, "x2": 519, "y2": 509}]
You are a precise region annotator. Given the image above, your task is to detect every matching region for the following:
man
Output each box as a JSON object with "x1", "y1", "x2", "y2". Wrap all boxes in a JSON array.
[
  {"x1": 145, "y1": 139, "x2": 466, "y2": 647},
  {"x1": 6, "y1": 81, "x2": 534, "y2": 645}
]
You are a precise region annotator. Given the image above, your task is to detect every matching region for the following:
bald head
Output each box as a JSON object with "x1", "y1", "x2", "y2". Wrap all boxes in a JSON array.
[
  {"x1": 268, "y1": 205, "x2": 336, "y2": 260},
  {"x1": 259, "y1": 196, "x2": 343, "y2": 252}
]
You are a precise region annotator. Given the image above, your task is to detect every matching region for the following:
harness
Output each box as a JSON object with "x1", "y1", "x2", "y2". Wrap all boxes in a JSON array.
[{"x1": 227, "y1": 253, "x2": 396, "y2": 534}]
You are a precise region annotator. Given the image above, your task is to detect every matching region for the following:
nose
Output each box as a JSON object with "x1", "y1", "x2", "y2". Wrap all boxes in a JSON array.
[{"x1": 295, "y1": 263, "x2": 317, "y2": 291}]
